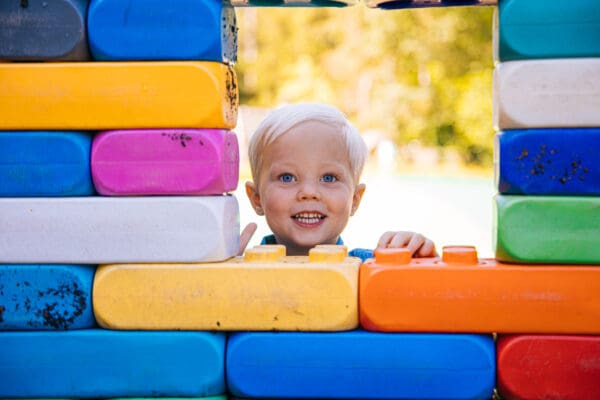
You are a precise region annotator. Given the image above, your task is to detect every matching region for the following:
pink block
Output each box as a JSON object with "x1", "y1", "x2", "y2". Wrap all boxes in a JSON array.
[{"x1": 92, "y1": 129, "x2": 239, "y2": 195}]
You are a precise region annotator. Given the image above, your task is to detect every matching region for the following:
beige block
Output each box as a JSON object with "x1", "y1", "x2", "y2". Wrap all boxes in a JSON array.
[{"x1": 493, "y1": 59, "x2": 600, "y2": 129}]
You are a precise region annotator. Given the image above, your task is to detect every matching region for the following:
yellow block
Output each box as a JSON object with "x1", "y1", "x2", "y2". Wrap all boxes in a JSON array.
[
  {"x1": 0, "y1": 62, "x2": 237, "y2": 129},
  {"x1": 93, "y1": 245, "x2": 359, "y2": 331}
]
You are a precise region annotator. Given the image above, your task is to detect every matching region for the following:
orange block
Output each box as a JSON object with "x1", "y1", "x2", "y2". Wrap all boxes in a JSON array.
[
  {"x1": 359, "y1": 246, "x2": 600, "y2": 334},
  {"x1": 0, "y1": 62, "x2": 237, "y2": 130}
]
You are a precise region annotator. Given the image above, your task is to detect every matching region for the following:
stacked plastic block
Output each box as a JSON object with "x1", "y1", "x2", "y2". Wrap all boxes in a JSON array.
[
  {"x1": 229, "y1": 0, "x2": 355, "y2": 7},
  {"x1": 359, "y1": 246, "x2": 600, "y2": 399},
  {"x1": 228, "y1": 0, "x2": 497, "y2": 9},
  {"x1": 0, "y1": 0, "x2": 239, "y2": 398},
  {"x1": 492, "y1": 0, "x2": 600, "y2": 398},
  {"x1": 364, "y1": 0, "x2": 496, "y2": 10},
  {"x1": 2, "y1": 1, "x2": 600, "y2": 400},
  {"x1": 217, "y1": 246, "x2": 496, "y2": 400},
  {"x1": 93, "y1": 244, "x2": 495, "y2": 399}
]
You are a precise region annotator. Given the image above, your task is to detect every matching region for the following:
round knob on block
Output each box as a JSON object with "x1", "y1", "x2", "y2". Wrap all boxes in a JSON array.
[
  {"x1": 374, "y1": 248, "x2": 412, "y2": 265},
  {"x1": 244, "y1": 246, "x2": 283, "y2": 262},
  {"x1": 254, "y1": 244, "x2": 286, "y2": 258},
  {"x1": 442, "y1": 246, "x2": 478, "y2": 265},
  {"x1": 309, "y1": 246, "x2": 346, "y2": 263},
  {"x1": 315, "y1": 244, "x2": 348, "y2": 257}
]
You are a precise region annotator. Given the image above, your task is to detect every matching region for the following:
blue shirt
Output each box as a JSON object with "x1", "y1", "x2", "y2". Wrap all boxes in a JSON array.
[{"x1": 260, "y1": 234, "x2": 374, "y2": 262}]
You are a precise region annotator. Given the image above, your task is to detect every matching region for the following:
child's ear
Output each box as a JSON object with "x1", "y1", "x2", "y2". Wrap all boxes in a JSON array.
[
  {"x1": 351, "y1": 183, "x2": 366, "y2": 216},
  {"x1": 245, "y1": 181, "x2": 264, "y2": 216}
]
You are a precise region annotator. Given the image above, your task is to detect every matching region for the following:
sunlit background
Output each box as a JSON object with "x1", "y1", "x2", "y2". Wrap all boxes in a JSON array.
[{"x1": 232, "y1": 6, "x2": 496, "y2": 257}]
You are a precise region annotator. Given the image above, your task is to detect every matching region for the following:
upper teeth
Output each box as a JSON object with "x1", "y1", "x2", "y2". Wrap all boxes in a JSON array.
[{"x1": 295, "y1": 213, "x2": 323, "y2": 223}]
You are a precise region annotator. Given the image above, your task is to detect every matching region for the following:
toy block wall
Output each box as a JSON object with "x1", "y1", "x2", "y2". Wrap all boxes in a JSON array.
[
  {"x1": 492, "y1": 0, "x2": 600, "y2": 398},
  {"x1": 2, "y1": 0, "x2": 600, "y2": 399},
  {"x1": 1, "y1": 0, "x2": 240, "y2": 397}
]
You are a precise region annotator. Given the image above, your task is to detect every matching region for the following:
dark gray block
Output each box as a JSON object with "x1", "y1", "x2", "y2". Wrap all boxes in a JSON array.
[{"x1": 0, "y1": 0, "x2": 89, "y2": 60}]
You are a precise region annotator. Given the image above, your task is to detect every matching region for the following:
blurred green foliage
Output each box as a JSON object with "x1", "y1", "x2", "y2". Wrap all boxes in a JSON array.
[{"x1": 235, "y1": 5, "x2": 495, "y2": 166}]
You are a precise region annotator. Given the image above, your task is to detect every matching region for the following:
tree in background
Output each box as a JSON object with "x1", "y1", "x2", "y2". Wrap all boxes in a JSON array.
[{"x1": 236, "y1": 6, "x2": 495, "y2": 167}]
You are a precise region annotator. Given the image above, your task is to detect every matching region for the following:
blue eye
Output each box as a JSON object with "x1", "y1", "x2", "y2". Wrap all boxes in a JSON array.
[
  {"x1": 278, "y1": 173, "x2": 295, "y2": 183},
  {"x1": 321, "y1": 174, "x2": 337, "y2": 183}
]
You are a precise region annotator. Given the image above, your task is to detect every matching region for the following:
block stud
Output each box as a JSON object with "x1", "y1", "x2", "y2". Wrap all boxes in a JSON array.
[
  {"x1": 309, "y1": 246, "x2": 346, "y2": 263},
  {"x1": 442, "y1": 246, "x2": 478, "y2": 265},
  {"x1": 374, "y1": 248, "x2": 412, "y2": 265},
  {"x1": 244, "y1": 246, "x2": 282, "y2": 262}
]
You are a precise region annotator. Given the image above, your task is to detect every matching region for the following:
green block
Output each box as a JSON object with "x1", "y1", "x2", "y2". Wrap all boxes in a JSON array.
[
  {"x1": 494, "y1": 195, "x2": 600, "y2": 264},
  {"x1": 498, "y1": 0, "x2": 600, "y2": 60}
]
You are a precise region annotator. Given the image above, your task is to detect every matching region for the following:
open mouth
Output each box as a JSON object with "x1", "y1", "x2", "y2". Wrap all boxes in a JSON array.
[{"x1": 293, "y1": 212, "x2": 325, "y2": 225}]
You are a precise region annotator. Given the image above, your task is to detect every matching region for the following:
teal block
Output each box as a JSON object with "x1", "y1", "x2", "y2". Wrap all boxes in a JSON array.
[
  {"x1": 494, "y1": 195, "x2": 600, "y2": 264},
  {"x1": 498, "y1": 0, "x2": 600, "y2": 60}
]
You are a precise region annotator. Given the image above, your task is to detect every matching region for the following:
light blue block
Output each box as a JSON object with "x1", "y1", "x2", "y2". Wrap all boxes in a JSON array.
[
  {"x1": 0, "y1": 264, "x2": 96, "y2": 330},
  {"x1": 0, "y1": 330, "x2": 226, "y2": 398},
  {"x1": 227, "y1": 330, "x2": 495, "y2": 399},
  {"x1": 87, "y1": 0, "x2": 237, "y2": 62},
  {"x1": 0, "y1": 131, "x2": 93, "y2": 196},
  {"x1": 498, "y1": 0, "x2": 600, "y2": 60}
]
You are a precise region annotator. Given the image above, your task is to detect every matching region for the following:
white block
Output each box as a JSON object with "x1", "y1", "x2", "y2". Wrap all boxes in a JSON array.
[
  {"x1": 0, "y1": 196, "x2": 239, "y2": 263},
  {"x1": 493, "y1": 59, "x2": 600, "y2": 130}
]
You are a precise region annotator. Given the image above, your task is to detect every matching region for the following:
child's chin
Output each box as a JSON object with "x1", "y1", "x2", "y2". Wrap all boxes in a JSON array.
[{"x1": 299, "y1": 237, "x2": 335, "y2": 249}]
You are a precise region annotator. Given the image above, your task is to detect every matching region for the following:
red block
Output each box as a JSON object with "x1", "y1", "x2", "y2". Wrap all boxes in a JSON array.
[{"x1": 497, "y1": 335, "x2": 600, "y2": 400}]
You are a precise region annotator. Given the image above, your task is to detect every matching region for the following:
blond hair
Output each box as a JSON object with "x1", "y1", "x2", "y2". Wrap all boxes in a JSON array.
[{"x1": 248, "y1": 103, "x2": 368, "y2": 185}]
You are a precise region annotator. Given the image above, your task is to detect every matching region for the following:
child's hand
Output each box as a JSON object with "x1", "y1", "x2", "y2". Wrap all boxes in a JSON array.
[
  {"x1": 238, "y1": 223, "x2": 258, "y2": 256},
  {"x1": 376, "y1": 231, "x2": 438, "y2": 258}
]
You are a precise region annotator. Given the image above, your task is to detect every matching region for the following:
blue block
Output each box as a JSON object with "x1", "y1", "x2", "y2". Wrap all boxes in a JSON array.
[
  {"x1": 374, "y1": 0, "x2": 496, "y2": 10},
  {"x1": 0, "y1": 0, "x2": 89, "y2": 61},
  {"x1": 498, "y1": 0, "x2": 600, "y2": 61},
  {"x1": 0, "y1": 264, "x2": 96, "y2": 330},
  {"x1": 227, "y1": 331, "x2": 495, "y2": 399},
  {"x1": 231, "y1": 0, "x2": 352, "y2": 6},
  {"x1": 0, "y1": 330, "x2": 226, "y2": 398},
  {"x1": 87, "y1": 0, "x2": 237, "y2": 62},
  {"x1": 0, "y1": 131, "x2": 93, "y2": 196},
  {"x1": 496, "y1": 129, "x2": 600, "y2": 195}
]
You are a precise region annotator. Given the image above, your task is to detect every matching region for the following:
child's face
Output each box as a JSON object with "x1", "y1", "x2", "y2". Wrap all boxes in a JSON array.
[{"x1": 246, "y1": 121, "x2": 365, "y2": 255}]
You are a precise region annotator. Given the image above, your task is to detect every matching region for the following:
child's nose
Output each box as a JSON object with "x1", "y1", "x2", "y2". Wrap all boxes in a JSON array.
[{"x1": 297, "y1": 182, "x2": 321, "y2": 200}]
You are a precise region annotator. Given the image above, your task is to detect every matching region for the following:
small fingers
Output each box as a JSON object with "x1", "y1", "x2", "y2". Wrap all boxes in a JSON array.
[
  {"x1": 377, "y1": 231, "x2": 419, "y2": 250},
  {"x1": 238, "y1": 222, "x2": 258, "y2": 256},
  {"x1": 376, "y1": 231, "x2": 397, "y2": 249},
  {"x1": 404, "y1": 233, "x2": 426, "y2": 255},
  {"x1": 377, "y1": 231, "x2": 438, "y2": 258},
  {"x1": 415, "y1": 239, "x2": 438, "y2": 257}
]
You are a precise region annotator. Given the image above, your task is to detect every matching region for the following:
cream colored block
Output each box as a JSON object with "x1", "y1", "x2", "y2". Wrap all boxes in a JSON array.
[
  {"x1": 93, "y1": 245, "x2": 359, "y2": 331},
  {"x1": 493, "y1": 59, "x2": 600, "y2": 129},
  {"x1": 0, "y1": 196, "x2": 239, "y2": 263}
]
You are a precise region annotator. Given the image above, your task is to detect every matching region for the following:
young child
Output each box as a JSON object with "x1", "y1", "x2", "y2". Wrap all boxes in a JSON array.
[{"x1": 239, "y1": 103, "x2": 436, "y2": 260}]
